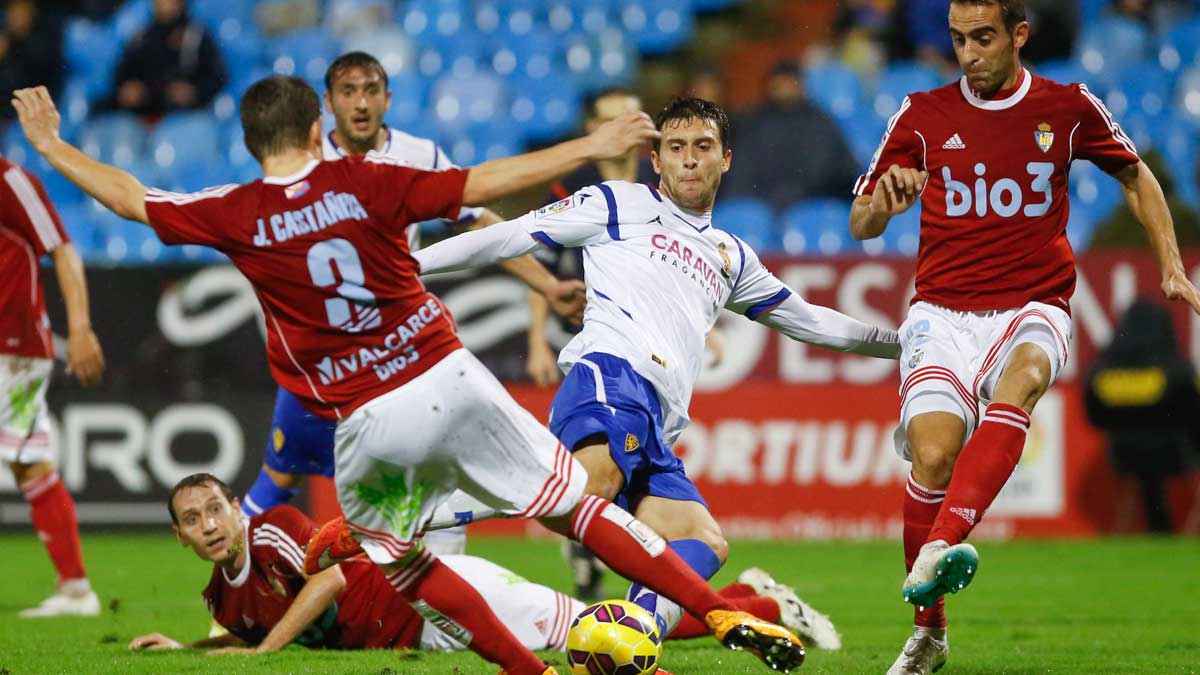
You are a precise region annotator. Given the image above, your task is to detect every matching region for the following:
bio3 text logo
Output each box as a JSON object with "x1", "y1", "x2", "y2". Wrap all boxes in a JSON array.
[{"x1": 943, "y1": 162, "x2": 1054, "y2": 218}]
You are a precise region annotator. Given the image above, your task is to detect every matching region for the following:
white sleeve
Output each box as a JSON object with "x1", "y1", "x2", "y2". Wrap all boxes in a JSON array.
[
  {"x1": 725, "y1": 238, "x2": 900, "y2": 358},
  {"x1": 513, "y1": 185, "x2": 615, "y2": 249},
  {"x1": 414, "y1": 219, "x2": 540, "y2": 274}
]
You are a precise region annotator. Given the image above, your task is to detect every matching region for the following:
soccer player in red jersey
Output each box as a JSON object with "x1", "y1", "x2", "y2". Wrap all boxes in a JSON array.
[
  {"x1": 0, "y1": 153, "x2": 106, "y2": 617},
  {"x1": 13, "y1": 77, "x2": 803, "y2": 674},
  {"x1": 129, "y1": 473, "x2": 815, "y2": 657},
  {"x1": 849, "y1": 1, "x2": 1200, "y2": 673}
]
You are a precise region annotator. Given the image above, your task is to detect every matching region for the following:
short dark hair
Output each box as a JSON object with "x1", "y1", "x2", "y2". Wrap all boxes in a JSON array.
[
  {"x1": 950, "y1": 0, "x2": 1027, "y2": 33},
  {"x1": 653, "y1": 96, "x2": 730, "y2": 152},
  {"x1": 584, "y1": 87, "x2": 639, "y2": 120},
  {"x1": 168, "y1": 473, "x2": 236, "y2": 525},
  {"x1": 325, "y1": 51, "x2": 389, "y2": 91},
  {"x1": 239, "y1": 75, "x2": 322, "y2": 162}
]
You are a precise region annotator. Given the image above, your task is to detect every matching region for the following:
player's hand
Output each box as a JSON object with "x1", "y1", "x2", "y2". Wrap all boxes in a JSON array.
[
  {"x1": 128, "y1": 633, "x2": 183, "y2": 650},
  {"x1": 545, "y1": 279, "x2": 586, "y2": 324},
  {"x1": 1162, "y1": 269, "x2": 1200, "y2": 315},
  {"x1": 586, "y1": 111, "x2": 660, "y2": 160},
  {"x1": 527, "y1": 339, "x2": 562, "y2": 388},
  {"x1": 704, "y1": 327, "x2": 725, "y2": 368},
  {"x1": 11, "y1": 86, "x2": 62, "y2": 155},
  {"x1": 870, "y1": 165, "x2": 928, "y2": 216},
  {"x1": 207, "y1": 646, "x2": 261, "y2": 656},
  {"x1": 66, "y1": 327, "x2": 105, "y2": 386}
]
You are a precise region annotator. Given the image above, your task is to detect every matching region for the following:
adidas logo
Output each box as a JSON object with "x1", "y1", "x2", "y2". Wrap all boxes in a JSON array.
[
  {"x1": 949, "y1": 506, "x2": 977, "y2": 525},
  {"x1": 942, "y1": 133, "x2": 967, "y2": 150}
]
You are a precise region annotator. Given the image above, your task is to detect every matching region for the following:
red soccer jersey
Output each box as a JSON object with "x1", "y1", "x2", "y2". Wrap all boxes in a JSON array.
[
  {"x1": 0, "y1": 157, "x2": 68, "y2": 359},
  {"x1": 203, "y1": 506, "x2": 423, "y2": 650},
  {"x1": 854, "y1": 69, "x2": 1140, "y2": 312},
  {"x1": 143, "y1": 155, "x2": 467, "y2": 419}
]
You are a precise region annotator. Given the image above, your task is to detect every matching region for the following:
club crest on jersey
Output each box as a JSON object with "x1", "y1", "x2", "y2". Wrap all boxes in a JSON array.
[
  {"x1": 717, "y1": 242, "x2": 732, "y2": 279},
  {"x1": 624, "y1": 433, "x2": 640, "y2": 452},
  {"x1": 1035, "y1": 122, "x2": 1054, "y2": 154},
  {"x1": 284, "y1": 180, "x2": 311, "y2": 199},
  {"x1": 272, "y1": 428, "x2": 285, "y2": 453},
  {"x1": 536, "y1": 196, "x2": 575, "y2": 217}
]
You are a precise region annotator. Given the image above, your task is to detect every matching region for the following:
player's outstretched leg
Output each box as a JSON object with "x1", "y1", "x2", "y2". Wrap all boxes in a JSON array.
[
  {"x1": 15, "y1": 462, "x2": 99, "y2": 618},
  {"x1": 306, "y1": 518, "x2": 554, "y2": 675},
  {"x1": 737, "y1": 568, "x2": 842, "y2": 650},
  {"x1": 540, "y1": 495, "x2": 805, "y2": 673}
]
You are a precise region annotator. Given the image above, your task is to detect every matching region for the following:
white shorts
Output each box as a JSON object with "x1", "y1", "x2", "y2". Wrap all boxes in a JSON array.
[
  {"x1": 333, "y1": 349, "x2": 587, "y2": 564},
  {"x1": 0, "y1": 356, "x2": 54, "y2": 465},
  {"x1": 418, "y1": 554, "x2": 584, "y2": 652},
  {"x1": 894, "y1": 301, "x2": 1071, "y2": 459}
]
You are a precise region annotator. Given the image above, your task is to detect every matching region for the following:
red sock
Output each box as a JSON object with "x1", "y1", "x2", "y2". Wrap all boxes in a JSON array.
[
  {"x1": 23, "y1": 471, "x2": 87, "y2": 583},
  {"x1": 386, "y1": 549, "x2": 546, "y2": 675},
  {"x1": 927, "y1": 403, "x2": 1030, "y2": 546},
  {"x1": 570, "y1": 496, "x2": 732, "y2": 620},
  {"x1": 905, "y1": 473, "x2": 946, "y2": 628},
  {"x1": 718, "y1": 583, "x2": 758, "y2": 599},
  {"x1": 670, "y1": 595, "x2": 780, "y2": 640}
]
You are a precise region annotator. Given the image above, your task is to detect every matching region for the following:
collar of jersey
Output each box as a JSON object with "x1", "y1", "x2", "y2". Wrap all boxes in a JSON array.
[
  {"x1": 263, "y1": 159, "x2": 320, "y2": 185},
  {"x1": 959, "y1": 67, "x2": 1031, "y2": 111},
  {"x1": 221, "y1": 524, "x2": 253, "y2": 587},
  {"x1": 662, "y1": 195, "x2": 712, "y2": 232}
]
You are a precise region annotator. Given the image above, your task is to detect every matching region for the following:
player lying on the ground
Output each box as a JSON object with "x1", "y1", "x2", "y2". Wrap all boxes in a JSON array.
[
  {"x1": 16, "y1": 75, "x2": 805, "y2": 675},
  {"x1": 129, "y1": 474, "x2": 833, "y2": 656},
  {"x1": 412, "y1": 96, "x2": 894, "y2": 646}
]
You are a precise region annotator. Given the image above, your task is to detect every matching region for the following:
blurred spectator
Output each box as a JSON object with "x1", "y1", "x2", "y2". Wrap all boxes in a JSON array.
[
  {"x1": 0, "y1": 0, "x2": 65, "y2": 119},
  {"x1": 1112, "y1": 0, "x2": 1151, "y2": 24},
  {"x1": 1021, "y1": 0, "x2": 1078, "y2": 62},
  {"x1": 722, "y1": 61, "x2": 860, "y2": 209},
  {"x1": 831, "y1": 0, "x2": 894, "y2": 74},
  {"x1": 256, "y1": 0, "x2": 320, "y2": 36},
  {"x1": 325, "y1": 0, "x2": 390, "y2": 36},
  {"x1": 113, "y1": 0, "x2": 226, "y2": 117},
  {"x1": 1092, "y1": 150, "x2": 1200, "y2": 247},
  {"x1": 1084, "y1": 299, "x2": 1200, "y2": 533},
  {"x1": 684, "y1": 64, "x2": 727, "y2": 107}
]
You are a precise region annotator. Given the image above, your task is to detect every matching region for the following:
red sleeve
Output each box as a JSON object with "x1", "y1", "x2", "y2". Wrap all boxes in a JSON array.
[
  {"x1": 360, "y1": 152, "x2": 467, "y2": 228},
  {"x1": 259, "y1": 506, "x2": 316, "y2": 576},
  {"x1": 1074, "y1": 84, "x2": 1140, "y2": 174},
  {"x1": 853, "y1": 96, "x2": 925, "y2": 196},
  {"x1": 143, "y1": 185, "x2": 239, "y2": 247},
  {"x1": 1, "y1": 165, "x2": 67, "y2": 256}
]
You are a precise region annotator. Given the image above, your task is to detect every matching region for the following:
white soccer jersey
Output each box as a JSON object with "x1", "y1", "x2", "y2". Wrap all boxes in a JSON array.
[
  {"x1": 513, "y1": 181, "x2": 793, "y2": 438},
  {"x1": 322, "y1": 126, "x2": 484, "y2": 248}
]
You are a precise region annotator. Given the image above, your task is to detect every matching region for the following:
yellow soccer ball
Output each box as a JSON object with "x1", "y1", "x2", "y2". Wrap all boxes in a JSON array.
[{"x1": 566, "y1": 600, "x2": 662, "y2": 675}]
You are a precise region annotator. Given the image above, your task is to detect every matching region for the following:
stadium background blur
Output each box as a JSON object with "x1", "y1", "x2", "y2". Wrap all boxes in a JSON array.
[{"x1": 0, "y1": 1, "x2": 1198, "y2": 672}]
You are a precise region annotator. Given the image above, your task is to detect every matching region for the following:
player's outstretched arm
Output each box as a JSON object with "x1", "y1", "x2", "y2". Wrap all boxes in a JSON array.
[
  {"x1": 759, "y1": 293, "x2": 901, "y2": 359},
  {"x1": 50, "y1": 242, "x2": 105, "y2": 386},
  {"x1": 128, "y1": 631, "x2": 247, "y2": 651},
  {"x1": 416, "y1": 218, "x2": 540, "y2": 275},
  {"x1": 12, "y1": 87, "x2": 148, "y2": 224},
  {"x1": 849, "y1": 164, "x2": 928, "y2": 240},
  {"x1": 468, "y1": 208, "x2": 586, "y2": 322},
  {"x1": 462, "y1": 111, "x2": 659, "y2": 205},
  {"x1": 1113, "y1": 160, "x2": 1200, "y2": 315}
]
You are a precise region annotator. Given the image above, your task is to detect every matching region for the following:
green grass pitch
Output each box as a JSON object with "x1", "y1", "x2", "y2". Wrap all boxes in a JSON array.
[{"x1": 0, "y1": 534, "x2": 1197, "y2": 674}]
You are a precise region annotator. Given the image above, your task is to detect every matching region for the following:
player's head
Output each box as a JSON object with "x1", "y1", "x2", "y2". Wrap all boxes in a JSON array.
[
  {"x1": 153, "y1": 0, "x2": 186, "y2": 23},
  {"x1": 584, "y1": 88, "x2": 642, "y2": 134},
  {"x1": 651, "y1": 96, "x2": 731, "y2": 212},
  {"x1": 948, "y1": 0, "x2": 1029, "y2": 96},
  {"x1": 168, "y1": 473, "x2": 245, "y2": 566},
  {"x1": 324, "y1": 51, "x2": 392, "y2": 154},
  {"x1": 240, "y1": 75, "x2": 323, "y2": 164}
]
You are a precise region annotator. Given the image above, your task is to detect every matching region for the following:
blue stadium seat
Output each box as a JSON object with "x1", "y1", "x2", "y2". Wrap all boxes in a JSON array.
[
  {"x1": 837, "y1": 112, "x2": 886, "y2": 168},
  {"x1": 619, "y1": 0, "x2": 695, "y2": 56},
  {"x1": 874, "y1": 61, "x2": 942, "y2": 119},
  {"x1": 405, "y1": 0, "x2": 472, "y2": 40},
  {"x1": 780, "y1": 199, "x2": 858, "y2": 257},
  {"x1": 34, "y1": 167, "x2": 85, "y2": 211},
  {"x1": 64, "y1": 18, "x2": 122, "y2": 101},
  {"x1": 691, "y1": 0, "x2": 741, "y2": 10},
  {"x1": 417, "y1": 35, "x2": 486, "y2": 78},
  {"x1": 563, "y1": 31, "x2": 636, "y2": 91},
  {"x1": 570, "y1": 0, "x2": 621, "y2": 35},
  {"x1": 226, "y1": 65, "x2": 273, "y2": 100},
  {"x1": 341, "y1": 27, "x2": 416, "y2": 76},
  {"x1": 110, "y1": 0, "x2": 151, "y2": 41},
  {"x1": 430, "y1": 71, "x2": 508, "y2": 132},
  {"x1": 1158, "y1": 18, "x2": 1200, "y2": 74},
  {"x1": 508, "y1": 73, "x2": 581, "y2": 141},
  {"x1": 54, "y1": 203, "x2": 104, "y2": 262},
  {"x1": 267, "y1": 29, "x2": 343, "y2": 83},
  {"x1": 1069, "y1": 161, "x2": 1123, "y2": 219},
  {"x1": 167, "y1": 161, "x2": 239, "y2": 194},
  {"x1": 2, "y1": 124, "x2": 55, "y2": 175},
  {"x1": 713, "y1": 197, "x2": 776, "y2": 253},
  {"x1": 803, "y1": 61, "x2": 863, "y2": 120},
  {"x1": 1034, "y1": 59, "x2": 1090, "y2": 87},
  {"x1": 1106, "y1": 62, "x2": 1175, "y2": 118},
  {"x1": 1175, "y1": 64, "x2": 1200, "y2": 124},
  {"x1": 98, "y1": 217, "x2": 178, "y2": 265},
  {"x1": 78, "y1": 113, "x2": 147, "y2": 168},
  {"x1": 1076, "y1": 16, "x2": 1150, "y2": 86},
  {"x1": 861, "y1": 205, "x2": 919, "y2": 257},
  {"x1": 1066, "y1": 201, "x2": 1103, "y2": 251},
  {"x1": 1146, "y1": 111, "x2": 1200, "y2": 207},
  {"x1": 471, "y1": 121, "x2": 525, "y2": 161},
  {"x1": 383, "y1": 71, "x2": 431, "y2": 129},
  {"x1": 190, "y1": 0, "x2": 255, "y2": 33},
  {"x1": 149, "y1": 113, "x2": 222, "y2": 169},
  {"x1": 489, "y1": 31, "x2": 563, "y2": 80}
]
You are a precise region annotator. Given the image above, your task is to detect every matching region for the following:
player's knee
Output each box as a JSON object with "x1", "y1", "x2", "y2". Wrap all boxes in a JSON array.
[
  {"x1": 910, "y1": 444, "x2": 958, "y2": 488},
  {"x1": 994, "y1": 345, "x2": 1052, "y2": 410},
  {"x1": 699, "y1": 531, "x2": 729, "y2": 565},
  {"x1": 262, "y1": 465, "x2": 303, "y2": 490},
  {"x1": 9, "y1": 461, "x2": 52, "y2": 486},
  {"x1": 573, "y1": 437, "x2": 624, "y2": 500}
]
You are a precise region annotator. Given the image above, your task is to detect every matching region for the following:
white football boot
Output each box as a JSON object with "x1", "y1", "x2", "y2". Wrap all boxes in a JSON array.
[
  {"x1": 886, "y1": 627, "x2": 948, "y2": 675},
  {"x1": 19, "y1": 582, "x2": 100, "y2": 618},
  {"x1": 737, "y1": 567, "x2": 842, "y2": 650}
]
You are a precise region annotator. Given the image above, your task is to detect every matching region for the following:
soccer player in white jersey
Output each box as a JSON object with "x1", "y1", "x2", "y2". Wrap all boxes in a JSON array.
[
  {"x1": 415, "y1": 97, "x2": 900, "y2": 647},
  {"x1": 240, "y1": 51, "x2": 584, "y2": 559}
]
